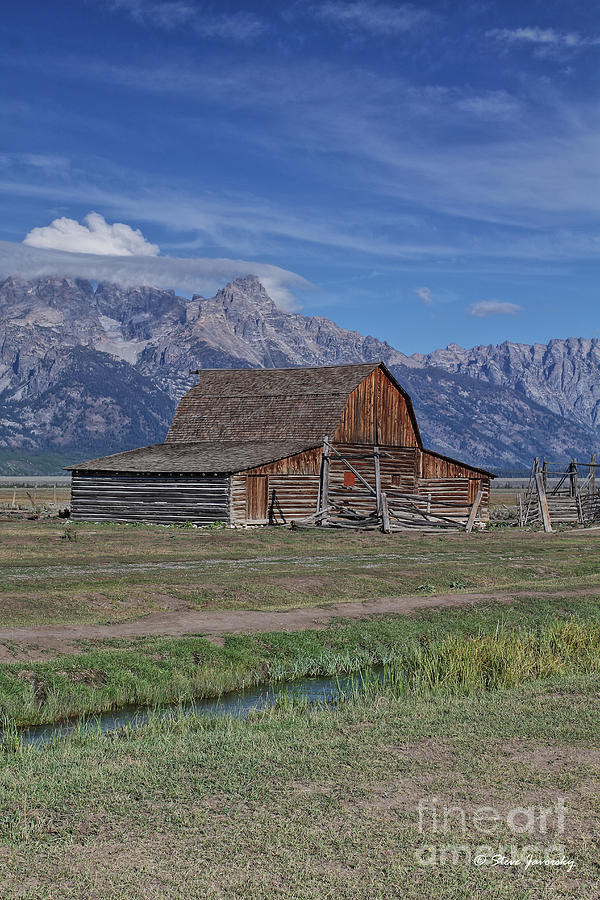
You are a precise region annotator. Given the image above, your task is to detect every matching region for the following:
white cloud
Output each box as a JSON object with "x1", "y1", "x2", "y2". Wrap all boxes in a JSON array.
[
  {"x1": 415, "y1": 286, "x2": 433, "y2": 305},
  {"x1": 99, "y1": 0, "x2": 266, "y2": 42},
  {"x1": 487, "y1": 27, "x2": 600, "y2": 50},
  {"x1": 23, "y1": 212, "x2": 160, "y2": 257},
  {"x1": 315, "y1": 1, "x2": 429, "y2": 35},
  {"x1": 104, "y1": 0, "x2": 195, "y2": 29},
  {"x1": 0, "y1": 240, "x2": 310, "y2": 310},
  {"x1": 470, "y1": 300, "x2": 523, "y2": 317}
]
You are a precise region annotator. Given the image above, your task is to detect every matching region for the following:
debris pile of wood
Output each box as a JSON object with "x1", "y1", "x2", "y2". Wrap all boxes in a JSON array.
[{"x1": 292, "y1": 439, "x2": 483, "y2": 534}]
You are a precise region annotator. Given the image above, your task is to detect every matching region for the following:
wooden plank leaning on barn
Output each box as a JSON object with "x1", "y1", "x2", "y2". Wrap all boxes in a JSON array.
[
  {"x1": 465, "y1": 490, "x2": 483, "y2": 533},
  {"x1": 535, "y1": 472, "x2": 553, "y2": 533}
]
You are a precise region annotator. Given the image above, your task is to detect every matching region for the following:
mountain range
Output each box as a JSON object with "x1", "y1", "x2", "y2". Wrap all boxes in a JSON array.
[{"x1": 1, "y1": 274, "x2": 598, "y2": 473}]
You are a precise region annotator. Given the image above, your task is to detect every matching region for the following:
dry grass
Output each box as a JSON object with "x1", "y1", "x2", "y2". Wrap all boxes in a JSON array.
[{"x1": 0, "y1": 486, "x2": 70, "y2": 513}]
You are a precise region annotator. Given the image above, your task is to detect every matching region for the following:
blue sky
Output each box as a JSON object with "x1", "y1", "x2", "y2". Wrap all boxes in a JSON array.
[{"x1": 1, "y1": 0, "x2": 599, "y2": 353}]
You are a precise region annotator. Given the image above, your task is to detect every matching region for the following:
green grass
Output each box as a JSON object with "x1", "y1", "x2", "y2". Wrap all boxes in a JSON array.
[
  {"x1": 3, "y1": 593, "x2": 600, "y2": 725},
  {"x1": 0, "y1": 671, "x2": 597, "y2": 898}
]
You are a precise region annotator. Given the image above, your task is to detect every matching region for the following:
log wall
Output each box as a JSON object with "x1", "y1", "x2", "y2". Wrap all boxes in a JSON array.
[
  {"x1": 71, "y1": 472, "x2": 230, "y2": 525},
  {"x1": 415, "y1": 476, "x2": 490, "y2": 523},
  {"x1": 327, "y1": 443, "x2": 419, "y2": 517},
  {"x1": 267, "y1": 475, "x2": 321, "y2": 524}
]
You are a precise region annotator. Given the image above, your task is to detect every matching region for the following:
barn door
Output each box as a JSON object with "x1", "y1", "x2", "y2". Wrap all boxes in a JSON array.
[{"x1": 246, "y1": 476, "x2": 268, "y2": 522}]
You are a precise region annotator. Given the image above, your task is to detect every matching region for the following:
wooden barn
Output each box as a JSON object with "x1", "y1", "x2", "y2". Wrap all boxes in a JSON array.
[{"x1": 68, "y1": 362, "x2": 494, "y2": 530}]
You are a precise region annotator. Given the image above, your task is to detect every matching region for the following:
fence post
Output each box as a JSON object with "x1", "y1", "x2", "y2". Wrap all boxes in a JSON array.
[
  {"x1": 320, "y1": 437, "x2": 330, "y2": 526},
  {"x1": 518, "y1": 494, "x2": 523, "y2": 527},
  {"x1": 381, "y1": 491, "x2": 391, "y2": 534},
  {"x1": 571, "y1": 459, "x2": 578, "y2": 497},
  {"x1": 591, "y1": 454, "x2": 596, "y2": 497},
  {"x1": 542, "y1": 459, "x2": 548, "y2": 491}
]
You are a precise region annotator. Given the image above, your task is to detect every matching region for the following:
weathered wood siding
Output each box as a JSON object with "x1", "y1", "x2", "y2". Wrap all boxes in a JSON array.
[
  {"x1": 230, "y1": 473, "x2": 320, "y2": 524},
  {"x1": 327, "y1": 443, "x2": 418, "y2": 516},
  {"x1": 230, "y1": 474, "x2": 246, "y2": 524},
  {"x1": 245, "y1": 447, "x2": 321, "y2": 476},
  {"x1": 334, "y1": 367, "x2": 419, "y2": 446},
  {"x1": 416, "y1": 476, "x2": 490, "y2": 522},
  {"x1": 267, "y1": 475, "x2": 321, "y2": 524},
  {"x1": 328, "y1": 444, "x2": 490, "y2": 524},
  {"x1": 247, "y1": 475, "x2": 269, "y2": 522},
  {"x1": 71, "y1": 473, "x2": 230, "y2": 525},
  {"x1": 420, "y1": 449, "x2": 483, "y2": 479},
  {"x1": 230, "y1": 446, "x2": 322, "y2": 524}
]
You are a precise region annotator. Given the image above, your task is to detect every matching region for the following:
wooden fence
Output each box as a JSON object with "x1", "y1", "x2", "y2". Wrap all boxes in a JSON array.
[{"x1": 519, "y1": 456, "x2": 600, "y2": 532}]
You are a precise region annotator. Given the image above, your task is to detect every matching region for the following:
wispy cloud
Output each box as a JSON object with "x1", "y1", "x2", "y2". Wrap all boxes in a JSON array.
[
  {"x1": 24, "y1": 212, "x2": 159, "y2": 256},
  {"x1": 487, "y1": 27, "x2": 600, "y2": 50},
  {"x1": 314, "y1": 1, "x2": 430, "y2": 35},
  {"x1": 5, "y1": 51, "x2": 600, "y2": 266},
  {"x1": 470, "y1": 301, "x2": 523, "y2": 317},
  {"x1": 4, "y1": 146, "x2": 600, "y2": 269},
  {"x1": 415, "y1": 286, "x2": 433, "y2": 305},
  {"x1": 0, "y1": 240, "x2": 309, "y2": 309},
  {"x1": 455, "y1": 91, "x2": 521, "y2": 120},
  {"x1": 97, "y1": 0, "x2": 266, "y2": 42}
]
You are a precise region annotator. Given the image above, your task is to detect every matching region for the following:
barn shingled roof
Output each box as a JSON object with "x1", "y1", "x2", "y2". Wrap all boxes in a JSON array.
[
  {"x1": 68, "y1": 440, "x2": 318, "y2": 474},
  {"x1": 68, "y1": 363, "x2": 425, "y2": 473},
  {"x1": 165, "y1": 362, "x2": 389, "y2": 444}
]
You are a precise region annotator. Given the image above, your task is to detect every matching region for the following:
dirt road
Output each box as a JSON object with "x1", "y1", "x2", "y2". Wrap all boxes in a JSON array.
[{"x1": 0, "y1": 588, "x2": 585, "y2": 660}]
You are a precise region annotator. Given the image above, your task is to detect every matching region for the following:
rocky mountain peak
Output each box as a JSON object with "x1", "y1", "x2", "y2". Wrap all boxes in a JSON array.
[{"x1": 212, "y1": 275, "x2": 276, "y2": 315}]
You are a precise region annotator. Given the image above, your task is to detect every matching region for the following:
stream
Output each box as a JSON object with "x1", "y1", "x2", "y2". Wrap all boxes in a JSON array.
[{"x1": 11, "y1": 668, "x2": 383, "y2": 746}]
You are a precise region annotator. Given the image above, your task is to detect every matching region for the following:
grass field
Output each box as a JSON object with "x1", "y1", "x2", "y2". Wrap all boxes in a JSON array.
[
  {"x1": 1, "y1": 518, "x2": 599, "y2": 897},
  {"x1": 2, "y1": 519, "x2": 600, "y2": 629},
  {"x1": 0, "y1": 484, "x2": 70, "y2": 514},
  {"x1": 2, "y1": 594, "x2": 600, "y2": 726},
  {"x1": 0, "y1": 671, "x2": 597, "y2": 898}
]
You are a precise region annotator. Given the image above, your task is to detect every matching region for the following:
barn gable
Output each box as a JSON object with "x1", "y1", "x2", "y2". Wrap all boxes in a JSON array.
[{"x1": 333, "y1": 364, "x2": 421, "y2": 447}]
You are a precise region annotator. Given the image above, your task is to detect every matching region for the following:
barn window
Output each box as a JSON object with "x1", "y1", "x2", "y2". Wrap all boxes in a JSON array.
[{"x1": 344, "y1": 471, "x2": 356, "y2": 487}]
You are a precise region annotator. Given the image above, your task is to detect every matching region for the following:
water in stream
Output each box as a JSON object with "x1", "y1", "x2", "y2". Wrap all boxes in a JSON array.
[{"x1": 13, "y1": 668, "x2": 383, "y2": 746}]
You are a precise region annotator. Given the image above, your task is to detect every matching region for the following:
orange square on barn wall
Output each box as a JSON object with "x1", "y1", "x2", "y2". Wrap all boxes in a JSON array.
[{"x1": 344, "y1": 471, "x2": 356, "y2": 486}]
